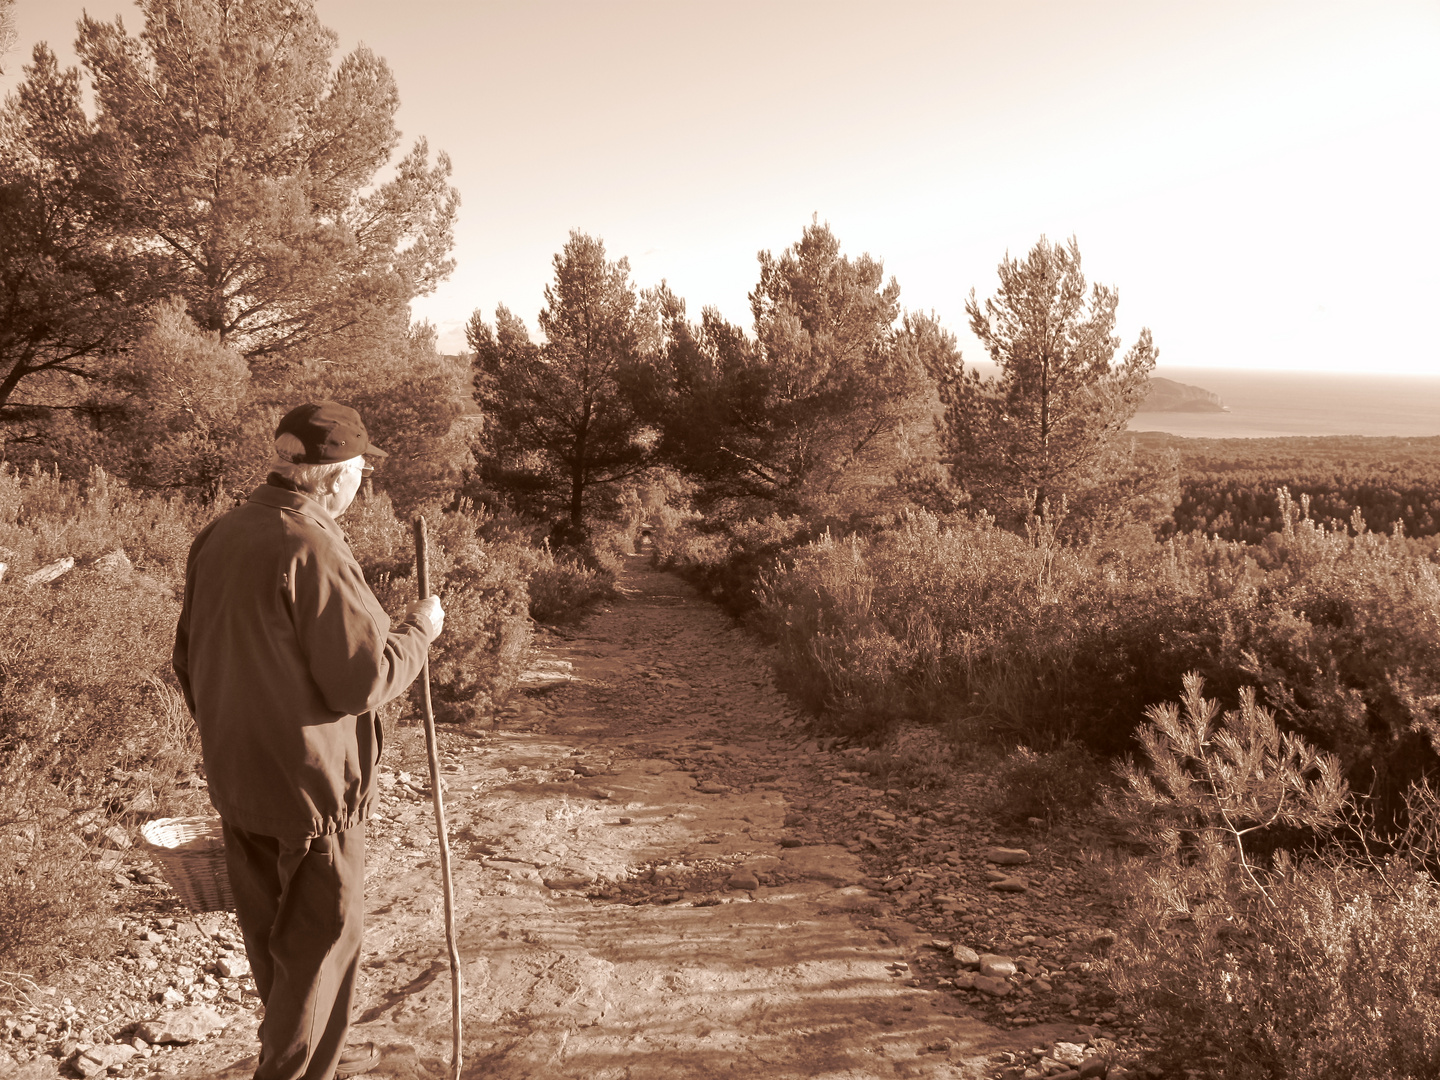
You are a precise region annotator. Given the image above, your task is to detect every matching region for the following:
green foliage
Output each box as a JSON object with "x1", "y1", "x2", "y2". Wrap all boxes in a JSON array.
[
  {"x1": 661, "y1": 512, "x2": 816, "y2": 618},
  {"x1": 76, "y1": 0, "x2": 457, "y2": 358},
  {"x1": 468, "y1": 232, "x2": 659, "y2": 529},
  {"x1": 524, "y1": 549, "x2": 615, "y2": 626},
  {"x1": 637, "y1": 220, "x2": 937, "y2": 516},
  {"x1": 934, "y1": 236, "x2": 1160, "y2": 531},
  {"x1": 0, "y1": 468, "x2": 208, "y2": 974},
  {"x1": 754, "y1": 495, "x2": 1440, "y2": 806},
  {"x1": 0, "y1": 44, "x2": 141, "y2": 421},
  {"x1": 986, "y1": 744, "x2": 1099, "y2": 826},
  {"x1": 84, "y1": 299, "x2": 266, "y2": 499},
  {"x1": 1119, "y1": 673, "x2": 1349, "y2": 902},
  {"x1": 1135, "y1": 432, "x2": 1440, "y2": 542},
  {"x1": 1108, "y1": 681, "x2": 1440, "y2": 1079}
]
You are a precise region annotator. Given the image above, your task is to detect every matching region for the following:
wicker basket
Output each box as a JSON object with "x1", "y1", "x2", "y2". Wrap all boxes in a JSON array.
[{"x1": 140, "y1": 816, "x2": 234, "y2": 913}]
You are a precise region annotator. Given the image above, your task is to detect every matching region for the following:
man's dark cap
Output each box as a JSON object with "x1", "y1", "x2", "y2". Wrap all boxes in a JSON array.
[{"x1": 274, "y1": 401, "x2": 389, "y2": 464}]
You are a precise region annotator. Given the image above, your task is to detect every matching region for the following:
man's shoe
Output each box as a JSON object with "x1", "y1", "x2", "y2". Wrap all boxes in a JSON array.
[{"x1": 335, "y1": 1040, "x2": 380, "y2": 1078}]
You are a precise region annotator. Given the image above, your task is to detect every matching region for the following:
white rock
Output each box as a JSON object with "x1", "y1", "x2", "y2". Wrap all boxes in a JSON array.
[
  {"x1": 979, "y1": 954, "x2": 1018, "y2": 977},
  {"x1": 952, "y1": 945, "x2": 981, "y2": 968},
  {"x1": 1052, "y1": 1042, "x2": 1087, "y2": 1066},
  {"x1": 95, "y1": 549, "x2": 132, "y2": 574},
  {"x1": 72, "y1": 1043, "x2": 136, "y2": 1076},
  {"x1": 138, "y1": 1005, "x2": 225, "y2": 1044},
  {"x1": 23, "y1": 557, "x2": 74, "y2": 586},
  {"x1": 217, "y1": 955, "x2": 250, "y2": 978}
]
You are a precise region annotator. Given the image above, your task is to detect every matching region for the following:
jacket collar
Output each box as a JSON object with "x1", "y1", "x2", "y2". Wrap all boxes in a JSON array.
[{"x1": 248, "y1": 483, "x2": 344, "y2": 537}]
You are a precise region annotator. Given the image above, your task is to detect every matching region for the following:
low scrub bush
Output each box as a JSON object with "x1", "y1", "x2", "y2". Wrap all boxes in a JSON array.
[
  {"x1": 754, "y1": 494, "x2": 1440, "y2": 804},
  {"x1": 359, "y1": 496, "x2": 532, "y2": 724},
  {"x1": 1107, "y1": 675, "x2": 1440, "y2": 1079},
  {"x1": 525, "y1": 548, "x2": 614, "y2": 624},
  {"x1": 986, "y1": 743, "x2": 1100, "y2": 826},
  {"x1": 0, "y1": 547, "x2": 199, "y2": 975},
  {"x1": 660, "y1": 513, "x2": 817, "y2": 617}
]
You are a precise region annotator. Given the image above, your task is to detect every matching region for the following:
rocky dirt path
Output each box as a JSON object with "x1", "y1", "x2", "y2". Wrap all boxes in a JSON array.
[{"x1": 8, "y1": 555, "x2": 1141, "y2": 1080}]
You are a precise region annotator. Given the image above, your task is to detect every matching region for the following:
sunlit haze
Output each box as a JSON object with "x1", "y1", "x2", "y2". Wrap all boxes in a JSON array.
[{"x1": 5, "y1": 0, "x2": 1438, "y2": 374}]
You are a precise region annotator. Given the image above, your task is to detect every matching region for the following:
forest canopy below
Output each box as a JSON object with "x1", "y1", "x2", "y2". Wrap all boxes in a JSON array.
[{"x1": 1135, "y1": 432, "x2": 1440, "y2": 542}]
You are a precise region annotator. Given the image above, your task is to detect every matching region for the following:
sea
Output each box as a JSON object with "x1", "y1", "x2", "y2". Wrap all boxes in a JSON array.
[{"x1": 1127, "y1": 367, "x2": 1440, "y2": 440}]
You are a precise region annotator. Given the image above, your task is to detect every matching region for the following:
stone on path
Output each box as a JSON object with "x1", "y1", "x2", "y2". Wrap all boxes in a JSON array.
[
  {"x1": 982, "y1": 846, "x2": 1032, "y2": 865},
  {"x1": 979, "y1": 954, "x2": 1017, "y2": 977},
  {"x1": 695, "y1": 780, "x2": 729, "y2": 794},
  {"x1": 217, "y1": 955, "x2": 250, "y2": 978},
  {"x1": 137, "y1": 1005, "x2": 226, "y2": 1044},
  {"x1": 542, "y1": 867, "x2": 598, "y2": 890},
  {"x1": 972, "y1": 975, "x2": 1013, "y2": 997},
  {"x1": 726, "y1": 870, "x2": 760, "y2": 891},
  {"x1": 952, "y1": 944, "x2": 981, "y2": 967},
  {"x1": 71, "y1": 1043, "x2": 136, "y2": 1077},
  {"x1": 988, "y1": 876, "x2": 1028, "y2": 892}
]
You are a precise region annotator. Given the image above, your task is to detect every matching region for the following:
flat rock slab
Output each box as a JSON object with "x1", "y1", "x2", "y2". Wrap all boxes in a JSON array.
[{"x1": 778, "y1": 844, "x2": 865, "y2": 886}]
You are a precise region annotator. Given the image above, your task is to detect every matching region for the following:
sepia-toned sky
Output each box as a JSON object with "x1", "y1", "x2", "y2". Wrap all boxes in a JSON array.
[{"x1": 5, "y1": 1, "x2": 1438, "y2": 374}]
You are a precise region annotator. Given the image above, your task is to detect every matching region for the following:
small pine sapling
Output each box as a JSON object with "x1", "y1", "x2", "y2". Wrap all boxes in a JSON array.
[{"x1": 1120, "y1": 671, "x2": 1350, "y2": 905}]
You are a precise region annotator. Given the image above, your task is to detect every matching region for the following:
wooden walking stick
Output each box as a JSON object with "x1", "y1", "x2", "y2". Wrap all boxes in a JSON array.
[{"x1": 413, "y1": 517, "x2": 462, "y2": 1080}]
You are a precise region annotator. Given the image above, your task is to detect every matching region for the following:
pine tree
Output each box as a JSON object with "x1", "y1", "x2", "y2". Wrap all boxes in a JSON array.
[{"x1": 937, "y1": 236, "x2": 1157, "y2": 526}]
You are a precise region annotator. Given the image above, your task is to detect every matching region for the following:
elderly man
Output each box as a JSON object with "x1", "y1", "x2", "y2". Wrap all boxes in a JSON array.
[{"x1": 174, "y1": 402, "x2": 444, "y2": 1080}]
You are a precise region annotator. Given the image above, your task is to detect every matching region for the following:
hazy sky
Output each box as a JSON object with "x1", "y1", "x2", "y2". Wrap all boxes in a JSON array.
[{"x1": 5, "y1": 1, "x2": 1438, "y2": 374}]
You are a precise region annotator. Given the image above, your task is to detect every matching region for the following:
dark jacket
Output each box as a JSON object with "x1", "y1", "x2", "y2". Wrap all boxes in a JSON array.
[{"x1": 173, "y1": 484, "x2": 433, "y2": 838}]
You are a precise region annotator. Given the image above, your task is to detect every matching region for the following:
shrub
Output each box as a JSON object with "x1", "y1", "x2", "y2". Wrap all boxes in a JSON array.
[
  {"x1": 1107, "y1": 676, "x2": 1440, "y2": 1079},
  {"x1": 663, "y1": 512, "x2": 815, "y2": 618},
  {"x1": 0, "y1": 561, "x2": 197, "y2": 976},
  {"x1": 525, "y1": 545, "x2": 614, "y2": 625},
  {"x1": 752, "y1": 496, "x2": 1440, "y2": 807},
  {"x1": 986, "y1": 743, "x2": 1100, "y2": 826},
  {"x1": 362, "y1": 498, "x2": 532, "y2": 725}
]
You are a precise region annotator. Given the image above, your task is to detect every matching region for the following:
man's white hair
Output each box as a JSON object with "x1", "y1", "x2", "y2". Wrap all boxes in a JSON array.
[{"x1": 268, "y1": 456, "x2": 351, "y2": 494}]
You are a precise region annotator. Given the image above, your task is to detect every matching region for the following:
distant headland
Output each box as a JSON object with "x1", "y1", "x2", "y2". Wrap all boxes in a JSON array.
[{"x1": 1139, "y1": 376, "x2": 1228, "y2": 413}]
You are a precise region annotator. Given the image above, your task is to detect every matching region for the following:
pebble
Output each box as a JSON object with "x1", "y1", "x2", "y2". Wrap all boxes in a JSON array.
[
  {"x1": 217, "y1": 955, "x2": 251, "y2": 978},
  {"x1": 979, "y1": 954, "x2": 1017, "y2": 978}
]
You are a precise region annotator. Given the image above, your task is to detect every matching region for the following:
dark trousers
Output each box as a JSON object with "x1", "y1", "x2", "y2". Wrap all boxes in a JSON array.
[{"x1": 222, "y1": 821, "x2": 366, "y2": 1080}]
